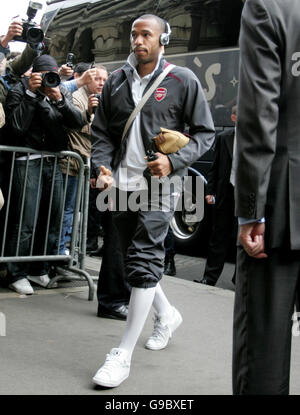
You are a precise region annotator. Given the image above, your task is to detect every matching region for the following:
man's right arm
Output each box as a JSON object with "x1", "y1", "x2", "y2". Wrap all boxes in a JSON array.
[
  {"x1": 235, "y1": 0, "x2": 281, "y2": 220},
  {"x1": 7, "y1": 44, "x2": 38, "y2": 78},
  {"x1": 91, "y1": 79, "x2": 116, "y2": 177}
]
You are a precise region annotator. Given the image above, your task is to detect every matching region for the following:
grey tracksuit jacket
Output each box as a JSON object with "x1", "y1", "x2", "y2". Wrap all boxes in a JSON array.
[{"x1": 91, "y1": 56, "x2": 215, "y2": 179}]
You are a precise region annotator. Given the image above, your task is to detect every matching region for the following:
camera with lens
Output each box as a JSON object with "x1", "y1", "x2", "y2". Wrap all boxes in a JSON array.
[
  {"x1": 13, "y1": 1, "x2": 44, "y2": 45},
  {"x1": 92, "y1": 93, "x2": 101, "y2": 114},
  {"x1": 41, "y1": 71, "x2": 61, "y2": 88},
  {"x1": 66, "y1": 53, "x2": 75, "y2": 69}
]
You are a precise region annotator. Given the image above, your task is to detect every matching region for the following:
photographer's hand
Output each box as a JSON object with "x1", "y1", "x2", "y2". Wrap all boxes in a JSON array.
[
  {"x1": 44, "y1": 86, "x2": 62, "y2": 102},
  {"x1": 28, "y1": 72, "x2": 42, "y2": 93},
  {"x1": 1, "y1": 20, "x2": 23, "y2": 48},
  {"x1": 88, "y1": 94, "x2": 99, "y2": 115},
  {"x1": 59, "y1": 64, "x2": 74, "y2": 79},
  {"x1": 76, "y1": 68, "x2": 97, "y2": 88}
]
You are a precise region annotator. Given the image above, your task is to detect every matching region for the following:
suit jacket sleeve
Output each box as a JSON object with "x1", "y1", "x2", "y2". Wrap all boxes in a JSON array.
[
  {"x1": 235, "y1": 0, "x2": 281, "y2": 219},
  {"x1": 206, "y1": 134, "x2": 220, "y2": 196},
  {"x1": 91, "y1": 77, "x2": 116, "y2": 177}
]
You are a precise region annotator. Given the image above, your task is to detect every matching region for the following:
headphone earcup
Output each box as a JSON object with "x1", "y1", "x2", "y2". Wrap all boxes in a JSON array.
[{"x1": 159, "y1": 33, "x2": 169, "y2": 46}]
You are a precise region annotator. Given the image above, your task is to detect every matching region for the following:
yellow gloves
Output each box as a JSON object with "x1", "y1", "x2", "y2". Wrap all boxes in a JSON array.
[{"x1": 153, "y1": 127, "x2": 190, "y2": 154}]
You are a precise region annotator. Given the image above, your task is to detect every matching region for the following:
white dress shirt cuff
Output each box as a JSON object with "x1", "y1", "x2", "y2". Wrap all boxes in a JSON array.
[{"x1": 238, "y1": 217, "x2": 266, "y2": 225}]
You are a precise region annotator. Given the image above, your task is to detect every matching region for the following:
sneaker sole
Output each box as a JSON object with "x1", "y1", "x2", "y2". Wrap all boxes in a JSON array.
[
  {"x1": 92, "y1": 372, "x2": 129, "y2": 388},
  {"x1": 8, "y1": 284, "x2": 34, "y2": 295},
  {"x1": 27, "y1": 277, "x2": 58, "y2": 288}
]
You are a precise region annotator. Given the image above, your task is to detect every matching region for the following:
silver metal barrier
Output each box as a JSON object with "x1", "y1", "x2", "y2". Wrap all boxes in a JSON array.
[{"x1": 0, "y1": 145, "x2": 94, "y2": 300}]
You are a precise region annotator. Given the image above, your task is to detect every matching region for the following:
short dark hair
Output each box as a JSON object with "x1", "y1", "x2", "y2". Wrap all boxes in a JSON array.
[
  {"x1": 133, "y1": 14, "x2": 166, "y2": 34},
  {"x1": 74, "y1": 62, "x2": 91, "y2": 74}
]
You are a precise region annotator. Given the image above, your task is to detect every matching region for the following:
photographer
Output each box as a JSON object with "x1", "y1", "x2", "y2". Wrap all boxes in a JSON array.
[
  {"x1": 61, "y1": 61, "x2": 99, "y2": 94},
  {"x1": 4, "y1": 54, "x2": 85, "y2": 295},
  {"x1": 58, "y1": 64, "x2": 108, "y2": 256}
]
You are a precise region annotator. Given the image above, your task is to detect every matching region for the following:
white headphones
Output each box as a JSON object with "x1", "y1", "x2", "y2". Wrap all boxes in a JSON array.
[{"x1": 159, "y1": 21, "x2": 172, "y2": 46}]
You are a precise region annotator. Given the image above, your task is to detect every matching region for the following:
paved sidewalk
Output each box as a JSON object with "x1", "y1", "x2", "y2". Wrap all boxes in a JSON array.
[{"x1": 1, "y1": 256, "x2": 300, "y2": 395}]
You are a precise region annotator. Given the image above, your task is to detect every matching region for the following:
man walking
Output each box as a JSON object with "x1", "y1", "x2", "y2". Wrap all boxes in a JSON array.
[
  {"x1": 197, "y1": 106, "x2": 237, "y2": 286},
  {"x1": 233, "y1": 0, "x2": 300, "y2": 395},
  {"x1": 91, "y1": 14, "x2": 214, "y2": 387}
]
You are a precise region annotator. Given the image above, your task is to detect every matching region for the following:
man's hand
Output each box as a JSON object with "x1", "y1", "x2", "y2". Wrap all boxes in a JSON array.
[
  {"x1": 239, "y1": 222, "x2": 268, "y2": 259},
  {"x1": 147, "y1": 153, "x2": 172, "y2": 177},
  {"x1": 28, "y1": 72, "x2": 43, "y2": 93},
  {"x1": 43, "y1": 86, "x2": 62, "y2": 102},
  {"x1": 96, "y1": 165, "x2": 113, "y2": 190},
  {"x1": 1, "y1": 20, "x2": 23, "y2": 47},
  {"x1": 205, "y1": 195, "x2": 215, "y2": 205},
  {"x1": 76, "y1": 68, "x2": 97, "y2": 88},
  {"x1": 58, "y1": 64, "x2": 74, "y2": 79},
  {"x1": 88, "y1": 94, "x2": 99, "y2": 115},
  {"x1": 90, "y1": 178, "x2": 96, "y2": 189}
]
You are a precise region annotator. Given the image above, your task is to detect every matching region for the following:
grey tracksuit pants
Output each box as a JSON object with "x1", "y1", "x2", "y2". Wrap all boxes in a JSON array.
[{"x1": 111, "y1": 190, "x2": 176, "y2": 288}]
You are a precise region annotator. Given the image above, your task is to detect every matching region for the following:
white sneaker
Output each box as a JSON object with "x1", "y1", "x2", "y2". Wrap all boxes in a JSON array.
[
  {"x1": 9, "y1": 278, "x2": 34, "y2": 295},
  {"x1": 92, "y1": 348, "x2": 130, "y2": 388},
  {"x1": 145, "y1": 306, "x2": 183, "y2": 351},
  {"x1": 27, "y1": 274, "x2": 57, "y2": 288}
]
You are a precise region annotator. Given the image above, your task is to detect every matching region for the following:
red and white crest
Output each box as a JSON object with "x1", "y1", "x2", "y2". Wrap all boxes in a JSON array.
[{"x1": 155, "y1": 87, "x2": 167, "y2": 102}]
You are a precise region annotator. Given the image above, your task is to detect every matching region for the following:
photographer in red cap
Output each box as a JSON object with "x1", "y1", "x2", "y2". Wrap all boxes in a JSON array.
[{"x1": 3, "y1": 54, "x2": 85, "y2": 295}]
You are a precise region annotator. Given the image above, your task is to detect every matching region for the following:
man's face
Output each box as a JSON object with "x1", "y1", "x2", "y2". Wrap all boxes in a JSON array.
[
  {"x1": 87, "y1": 68, "x2": 108, "y2": 94},
  {"x1": 130, "y1": 18, "x2": 163, "y2": 64}
]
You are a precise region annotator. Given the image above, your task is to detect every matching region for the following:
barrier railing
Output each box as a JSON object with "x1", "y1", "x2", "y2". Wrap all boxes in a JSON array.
[{"x1": 0, "y1": 145, "x2": 94, "y2": 300}]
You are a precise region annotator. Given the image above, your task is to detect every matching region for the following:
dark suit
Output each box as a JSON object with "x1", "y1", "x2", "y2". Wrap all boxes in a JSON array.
[
  {"x1": 203, "y1": 128, "x2": 237, "y2": 284},
  {"x1": 233, "y1": 0, "x2": 300, "y2": 395}
]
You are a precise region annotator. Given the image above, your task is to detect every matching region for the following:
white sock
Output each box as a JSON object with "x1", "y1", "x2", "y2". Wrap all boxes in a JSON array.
[
  {"x1": 152, "y1": 282, "x2": 173, "y2": 318},
  {"x1": 118, "y1": 286, "x2": 156, "y2": 361}
]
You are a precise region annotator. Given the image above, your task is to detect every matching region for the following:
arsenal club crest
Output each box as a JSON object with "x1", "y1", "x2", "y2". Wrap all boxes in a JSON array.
[{"x1": 155, "y1": 87, "x2": 167, "y2": 102}]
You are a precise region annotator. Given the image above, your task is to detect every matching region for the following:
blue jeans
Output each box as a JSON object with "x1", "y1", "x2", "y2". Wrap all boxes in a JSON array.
[
  {"x1": 7, "y1": 158, "x2": 63, "y2": 282},
  {"x1": 59, "y1": 174, "x2": 78, "y2": 255}
]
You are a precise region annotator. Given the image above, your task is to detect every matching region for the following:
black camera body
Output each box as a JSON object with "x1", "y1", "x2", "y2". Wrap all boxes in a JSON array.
[
  {"x1": 92, "y1": 93, "x2": 101, "y2": 114},
  {"x1": 41, "y1": 71, "x2": 61, "y2": 88},
  {"x1": 13, "y1": 2, "x2": 44, "y2": 44},
  {"x1": 14, "y1": 20, "x2": 44, "y2": 44}
]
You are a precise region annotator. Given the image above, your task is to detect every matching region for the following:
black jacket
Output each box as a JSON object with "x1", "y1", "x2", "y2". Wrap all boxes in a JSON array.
[
  {"x1": 4, "y1": 78, "x2": 85, "y2": 152},
  {"x1": 235, "y1": 0, "x2": 300, "y2": 249},
  {"x1": 206, "y1": 128, "x2": 234, "y2": 209}
]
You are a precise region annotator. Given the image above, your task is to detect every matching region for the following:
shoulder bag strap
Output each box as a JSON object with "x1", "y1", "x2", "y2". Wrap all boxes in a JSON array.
[{"x1": 121, "y1": 64, "x2": 175, "y2": 141}]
